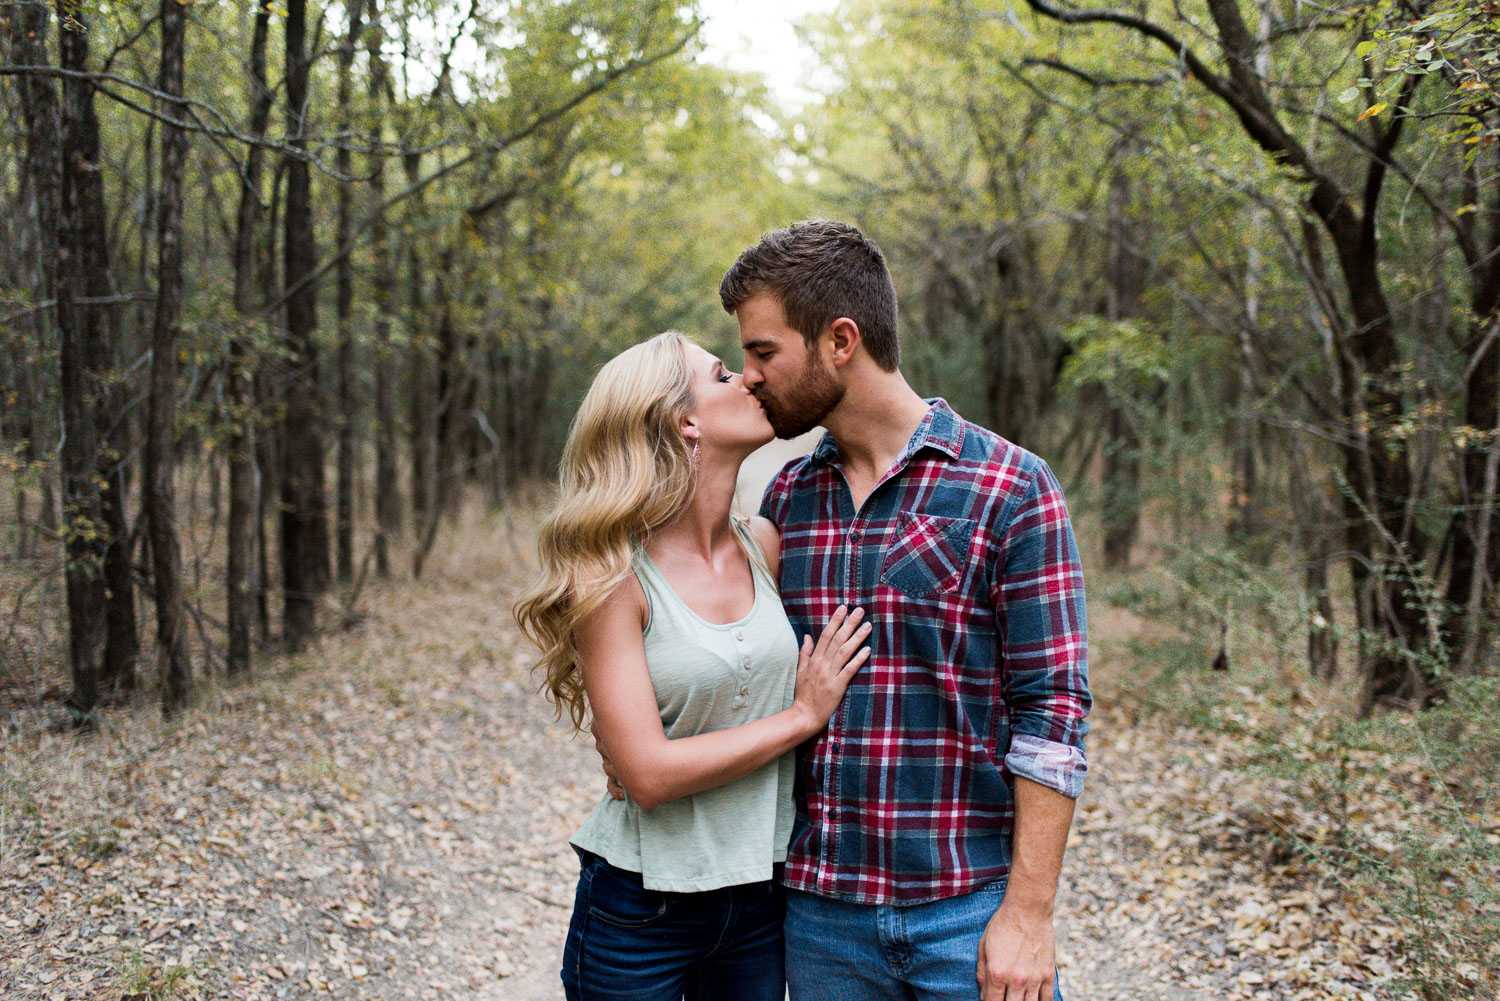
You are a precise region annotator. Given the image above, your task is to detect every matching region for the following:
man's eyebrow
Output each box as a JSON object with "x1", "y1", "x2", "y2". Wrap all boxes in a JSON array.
[{"x1": 741, "y1": 338, "x2": 775, "y2": 352}]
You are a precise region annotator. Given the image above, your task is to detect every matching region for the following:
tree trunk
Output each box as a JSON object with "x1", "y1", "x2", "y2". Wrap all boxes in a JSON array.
[
  {"x1": 1307, "y1": 547, "x2": 1339, "y2": 680},
  {"x1": 498, "y1": 339, "x2": 519, "y2": 482},
  {"x1": 56, "y1": 0, "x2": 113, "y2": 724},
  {"x1": 280, "y1": 0, "x2": 330, "y2": 650},
  {"x1": 255, "y1": 365, "x2": 277, "y2": 645},
  {"x1": 412, "y1": 255, "x2": 449, "y2": 579},
  {"x1": 522, "y1": 335, "x2": 554, "y2": 479},
  {"x1": 6, "y1": 0, "x2": 60, "y2": 561},
  {"x1": 1444, "y1": 153, "x2": 1500, "y2": 675},
  {"x1": 1225, "y1": 0, "x2": 1275, "y2": 560},
  {"x1": 227, "y1": 0, "x2": 274, "y2": 676},
  {"x1": 405, "y1": 150, "x2": 437, "y2": 537},
  {"x1": 147, "y1": 0, "x2": 193, "y2": 714},
  {"x1": 367, "y1": 0, "x2": 399, "y2": 578},
  {"x1": 334, "y1": 0, "x2": 365, "y2": 583},
  {"x1": 255, "y1": 162, "x2": 286, "y2": 646},
  {"x1": 1102, "y1": 160, "x2": 1145, "y2": 571},
  {"x1": 433, "y1": 246, "x2": 465, "y2": 519},
  {"x1": 100, "y1": 380, "x2": 140, "y2": 694},
  {"x1": 486, "y1": 336, "x2": 508, "y2": 503},
  {"x1": 1327, "y1": 247, "x2": 1432, "y2": 707},
  {"x1": 464, "y1": 331, "x2": 483, "y2": 485}
]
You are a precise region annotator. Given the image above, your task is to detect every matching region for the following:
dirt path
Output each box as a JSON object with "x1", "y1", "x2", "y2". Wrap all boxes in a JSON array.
[{"x1": 3, "y1": 510, "x2": 1385, "y2": 1000}]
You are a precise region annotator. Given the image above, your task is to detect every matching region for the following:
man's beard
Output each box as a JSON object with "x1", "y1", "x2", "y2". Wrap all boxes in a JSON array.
[{"x1": 759, "y1": 354, "x2": 846, "y2": 439}]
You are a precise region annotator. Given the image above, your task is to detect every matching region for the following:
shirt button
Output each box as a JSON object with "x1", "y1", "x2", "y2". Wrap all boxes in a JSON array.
[
  {"x1": 733, "y1": 629, "x2": 745, "y2": 642},
  {"x1": 739, "y1": 686, "x2": 749, "y2": 696}
]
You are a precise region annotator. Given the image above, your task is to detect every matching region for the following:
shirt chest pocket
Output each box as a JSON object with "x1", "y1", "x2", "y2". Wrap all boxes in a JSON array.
[{"x1": 878, "y1": 513, "x2": 978, "y2": 599}]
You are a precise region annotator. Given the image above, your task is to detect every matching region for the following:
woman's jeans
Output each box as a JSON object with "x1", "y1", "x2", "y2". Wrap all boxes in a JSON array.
[
  {"x1": 784, "y1": 883, "x2": 1066, "y2": 1001},
  {"x1": 561, "y1": 849, "x2": 785, "y2": 1001}
]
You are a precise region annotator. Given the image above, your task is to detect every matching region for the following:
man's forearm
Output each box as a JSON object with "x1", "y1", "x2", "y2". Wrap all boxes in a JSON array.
[
  {"x1": 1004, "y1": 775, "x2": 1076, "y2": 913},
  {"x1": 976, "y1": 776, "x2": 1078, "y2": 999}
]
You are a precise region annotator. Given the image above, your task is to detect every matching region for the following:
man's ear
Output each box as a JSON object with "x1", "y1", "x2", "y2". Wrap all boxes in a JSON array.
[{"x1": 827, "y1": 317, "x2": 861, "y2": 368}]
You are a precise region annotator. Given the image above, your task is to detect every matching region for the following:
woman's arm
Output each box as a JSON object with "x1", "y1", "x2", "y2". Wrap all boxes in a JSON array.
[{"x1": 578, "y1": 575, "x2": 867, "y2": 811}]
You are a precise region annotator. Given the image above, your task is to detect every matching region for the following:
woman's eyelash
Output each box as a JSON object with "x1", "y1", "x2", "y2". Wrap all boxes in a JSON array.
[{"x1": 717, "y1": 372, "x2": 733, "y2": 383}]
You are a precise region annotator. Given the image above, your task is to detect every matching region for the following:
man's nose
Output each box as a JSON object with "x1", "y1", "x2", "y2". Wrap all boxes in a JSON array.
[{"x1": 741, "y1": 364, "x2": 764, "y2": 389}]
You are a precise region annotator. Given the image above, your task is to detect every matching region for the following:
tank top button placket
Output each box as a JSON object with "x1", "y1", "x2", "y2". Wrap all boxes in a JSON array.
[{"x1": 731, "y1": 629, "x2": 749, "y2": 710}]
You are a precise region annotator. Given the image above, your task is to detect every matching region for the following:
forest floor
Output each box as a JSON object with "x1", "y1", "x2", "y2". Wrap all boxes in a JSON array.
[{"x1": 1, "y1": 507, "x2": 1411, "y2": 1001}]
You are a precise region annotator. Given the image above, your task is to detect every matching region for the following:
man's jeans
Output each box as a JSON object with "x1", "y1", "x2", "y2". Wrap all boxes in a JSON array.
[
  {"x1": 561, "y1": 849, "x2": 784, "y2": 1001},
  {"x1": 784, "y1": 883, "x2": 1066, "y2": 1001}
]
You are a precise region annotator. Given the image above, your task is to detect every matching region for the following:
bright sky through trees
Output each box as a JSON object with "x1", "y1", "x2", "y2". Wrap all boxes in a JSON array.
[{"x1": 696, "y1": 0, "x2": 838, "y2": 108}]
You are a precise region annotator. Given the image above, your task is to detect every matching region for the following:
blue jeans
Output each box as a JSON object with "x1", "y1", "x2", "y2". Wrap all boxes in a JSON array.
[
  {"x1": 561, "y1": 849, "x2": 785, "y2": 1001},
  {"x1": 784, "y1": 884, "x2": 1065, "y2": 1001}
]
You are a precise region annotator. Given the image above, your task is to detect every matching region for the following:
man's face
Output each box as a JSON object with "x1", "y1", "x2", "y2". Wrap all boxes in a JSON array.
[{"x1": 736, "y1": 291, "x2": 846, "y2": 440}]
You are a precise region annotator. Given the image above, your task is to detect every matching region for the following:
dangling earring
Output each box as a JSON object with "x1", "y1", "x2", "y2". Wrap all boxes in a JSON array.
[{"x1": 691, "y1": 439, "x2": 701, "y2": 465}]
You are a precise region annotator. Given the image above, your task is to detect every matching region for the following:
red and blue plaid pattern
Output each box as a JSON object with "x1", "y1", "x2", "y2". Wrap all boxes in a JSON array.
[{"x1": 760, "y1": 400, "x2": 1090, "y2": 905}]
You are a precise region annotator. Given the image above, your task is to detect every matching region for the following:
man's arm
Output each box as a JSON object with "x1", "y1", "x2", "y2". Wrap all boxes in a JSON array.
[
  {"x1": 980, "y1": 457, "x2": 1091, "y2": 1001},
  {"x1": 976, "y1": 777, "x2": 1075, "y2": 1001}
]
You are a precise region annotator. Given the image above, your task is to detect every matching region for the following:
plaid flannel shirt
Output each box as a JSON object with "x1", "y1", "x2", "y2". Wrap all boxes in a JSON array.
[{"x1": 759, "y1": 399, "x2": 1090, "y2": 905}]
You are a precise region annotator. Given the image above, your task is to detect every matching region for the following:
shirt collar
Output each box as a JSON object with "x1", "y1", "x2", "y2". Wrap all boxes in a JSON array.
[{"x1": 807, "y1": 398, "x2": 964, "y2": 468}]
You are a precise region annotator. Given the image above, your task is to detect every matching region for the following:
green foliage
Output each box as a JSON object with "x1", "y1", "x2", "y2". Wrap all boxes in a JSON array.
[
  {"x1": 66, "y1": 820, "x2": 122, "y2": 862},
  {"x1": 1355, "y1": 0, "x2": 1500, "y2": 159},
  {"x1": 1060, "y1": 317, "x2": 1173, "y2": 392},
  {"x1": 112, "y1": 947, "x2": 195, "y2": 1001}
]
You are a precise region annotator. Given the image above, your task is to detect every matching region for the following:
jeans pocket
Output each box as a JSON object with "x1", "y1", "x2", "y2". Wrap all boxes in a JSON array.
[{"x1": 586, "y1": 859, "x2": 669, "y2": 928}]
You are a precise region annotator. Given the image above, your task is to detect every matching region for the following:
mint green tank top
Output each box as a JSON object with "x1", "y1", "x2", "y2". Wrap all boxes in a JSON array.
[{"x1": 569, "y1": 520, "x2": 799, "y2": 892}]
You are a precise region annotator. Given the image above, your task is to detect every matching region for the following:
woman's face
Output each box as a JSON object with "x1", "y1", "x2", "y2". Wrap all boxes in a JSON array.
[{"x1": 682, "y1": 343, "x2": 774, "y2": 456}]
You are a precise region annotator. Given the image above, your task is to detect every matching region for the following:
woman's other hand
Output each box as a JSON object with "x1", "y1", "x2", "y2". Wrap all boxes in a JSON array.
[{"x1": 790, "y1": 605, "x2": 872, "y2": 737}]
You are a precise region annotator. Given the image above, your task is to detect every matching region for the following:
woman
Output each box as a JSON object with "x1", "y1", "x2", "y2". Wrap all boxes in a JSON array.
[{"x1": 514, "y1": 331, "x2": 870, "y2": 1001}]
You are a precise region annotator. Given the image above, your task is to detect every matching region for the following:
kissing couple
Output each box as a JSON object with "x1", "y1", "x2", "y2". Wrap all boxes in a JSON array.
[{"x1": 516, "y1": 219, "x2": 1090, "y2": 1001}]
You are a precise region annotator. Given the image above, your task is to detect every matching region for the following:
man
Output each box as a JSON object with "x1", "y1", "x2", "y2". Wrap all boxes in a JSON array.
[{"x1": 723, "y1": 220, "x2": 1090, "y2": 1001}]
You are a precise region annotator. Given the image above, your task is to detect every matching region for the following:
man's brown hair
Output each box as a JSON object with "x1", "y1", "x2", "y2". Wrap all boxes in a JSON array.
[{"x1": 719, "y1": 220, "x2": 899, "y2": 372}]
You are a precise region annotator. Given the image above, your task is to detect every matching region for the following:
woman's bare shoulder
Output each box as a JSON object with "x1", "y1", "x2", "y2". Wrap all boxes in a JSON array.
[
  {"x1": 747, "y1": 516, "x2": 781, "y2": 579},
  {"x1": 577, "y1": 570, "x2": 650, "y2": 640}
]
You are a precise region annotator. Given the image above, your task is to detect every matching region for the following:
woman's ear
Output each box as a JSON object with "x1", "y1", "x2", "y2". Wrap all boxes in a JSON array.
[{"x1": 681, "y1": 417, "x2": 700, "y2": 442}]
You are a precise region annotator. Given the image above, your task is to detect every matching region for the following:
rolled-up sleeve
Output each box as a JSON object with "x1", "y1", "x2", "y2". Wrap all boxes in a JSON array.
[{"x1": 993, "y1": 459, "x2": 1091, "y2": 799}]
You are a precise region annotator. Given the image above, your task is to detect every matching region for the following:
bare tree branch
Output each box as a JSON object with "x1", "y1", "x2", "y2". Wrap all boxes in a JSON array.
[{"x1": 1019, "y1": 55, "x2": 1168, "y2": 88}]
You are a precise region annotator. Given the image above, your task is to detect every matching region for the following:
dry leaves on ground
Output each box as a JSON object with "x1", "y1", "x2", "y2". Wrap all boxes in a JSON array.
[{"x1": 2, "y1": 516, "x2": 1480, "y2": 1000}]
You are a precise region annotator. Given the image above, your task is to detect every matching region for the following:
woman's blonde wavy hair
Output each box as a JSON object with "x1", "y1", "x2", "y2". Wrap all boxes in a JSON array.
[{"x1": 513, "y1": 331, "x2": 702, "y2": 731}]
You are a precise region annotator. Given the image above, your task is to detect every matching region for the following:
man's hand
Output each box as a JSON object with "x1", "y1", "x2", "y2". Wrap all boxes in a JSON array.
[
  {"x1": 976, "y1": 776, "x2": 1074, "y2": 1000},
  {"x1": 591, "y1": 722, "x2": 626, "y2": 800},
  {"x1": 975, "y1": 897, "x2": 1055, "y2": 1001}
]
